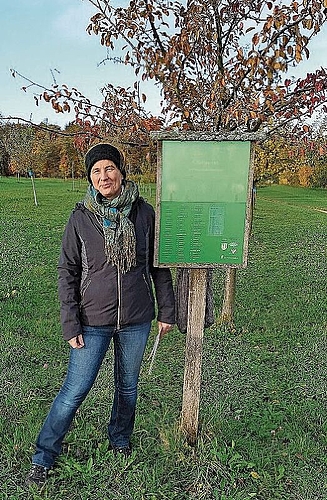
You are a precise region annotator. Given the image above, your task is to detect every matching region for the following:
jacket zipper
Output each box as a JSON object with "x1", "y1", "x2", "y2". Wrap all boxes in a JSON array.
[
  {"x1": 143, "y1": 273, "x2": 153, "y2": 302},
  {"x1": 117, "y1": 266, "x2": 121, "y2": 330}
]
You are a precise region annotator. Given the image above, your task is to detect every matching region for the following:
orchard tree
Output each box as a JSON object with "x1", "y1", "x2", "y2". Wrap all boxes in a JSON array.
[
  {"x1": 58, "y1": 123, "x2": 86, "y2": 180},
  {"x1": 303, "y1": 115, "x2": 327, "y2": 185},
  {"x1": 0, "y1": 122, "x2": 35, "y2": 178},
  {"x1": 14, "y1": 0, "x2": 327, "y2": 137},
  {"x1": 31, "y1": 126, "x2": 62, "y2": 177},
  {"x1": 87, "y1": 0, "x2": 326, "y2": 324},
  {"x1": 11, "y1": 0, "x2": 327, "y2": 322},
  {"x1": 11, "y1": 0, "x2": 327, "y2": 172},
  {"x1": 0, "y1": 118, "x2": 10, "y2": 176}
]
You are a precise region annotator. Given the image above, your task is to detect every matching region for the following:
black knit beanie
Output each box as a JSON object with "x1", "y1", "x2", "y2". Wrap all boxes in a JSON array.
[{"x1": 85, "y1": 143, "x2": 126, "y2": 183}]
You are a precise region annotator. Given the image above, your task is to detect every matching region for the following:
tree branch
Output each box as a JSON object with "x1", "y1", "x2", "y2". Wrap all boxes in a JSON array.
[
  {"x1": 0, "y1": 116, "x2": 102, "y2": 139},
  {"x1": 145, "y1": 0, "x2": 167, "y2": 55}
]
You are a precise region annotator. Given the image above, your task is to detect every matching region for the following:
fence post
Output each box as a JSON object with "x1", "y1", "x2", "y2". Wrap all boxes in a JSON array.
[{"x1": 220, "y1": 267, "x2": 236, "y2": 323}]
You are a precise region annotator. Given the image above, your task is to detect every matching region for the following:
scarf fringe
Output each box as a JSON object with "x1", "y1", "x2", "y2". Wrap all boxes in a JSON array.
[{"x1": 104, "y1": 224, "x2": 137, "y2": 273}]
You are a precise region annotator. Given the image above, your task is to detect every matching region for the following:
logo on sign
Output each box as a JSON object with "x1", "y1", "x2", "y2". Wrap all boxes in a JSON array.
[{"x1": 221, "y1": 242, "x2": 228, "y2": 251}]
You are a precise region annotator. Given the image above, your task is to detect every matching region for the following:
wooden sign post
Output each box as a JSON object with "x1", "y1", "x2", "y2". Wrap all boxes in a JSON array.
[
  {"x1": 152, "y1": 130, "x2": 264, "y2": 444},
  {"x1": 180, "y1": 268, "x2": 207, "y2": 444}
]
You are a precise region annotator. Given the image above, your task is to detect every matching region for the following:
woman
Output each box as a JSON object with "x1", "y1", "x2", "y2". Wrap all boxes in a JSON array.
[{"x1": 26, "y1": 143, "x2": 175, "y2": 488}]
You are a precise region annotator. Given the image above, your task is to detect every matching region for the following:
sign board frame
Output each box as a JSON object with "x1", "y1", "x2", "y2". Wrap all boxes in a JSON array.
[{"x1": 152, "y1": 131, "x2": 263, "y2": 269}]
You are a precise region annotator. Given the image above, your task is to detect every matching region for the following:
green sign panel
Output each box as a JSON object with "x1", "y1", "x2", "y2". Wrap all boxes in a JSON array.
[{"x1": 155, "y1": 139, "x2": 253, "y2": 267}]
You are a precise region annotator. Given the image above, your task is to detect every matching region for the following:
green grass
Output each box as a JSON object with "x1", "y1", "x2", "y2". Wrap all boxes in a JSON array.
[{"x1": 0, "y1": 178, "x2": 326, "y2": 499}]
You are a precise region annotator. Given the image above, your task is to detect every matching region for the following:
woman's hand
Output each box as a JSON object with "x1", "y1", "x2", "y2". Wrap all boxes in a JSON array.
[
  {"x1": 158, "y1": 321, "x2": 173, "y2": 338},
  {"x1": 68, "y1": 334, "x2": 85, "y2": 349}
]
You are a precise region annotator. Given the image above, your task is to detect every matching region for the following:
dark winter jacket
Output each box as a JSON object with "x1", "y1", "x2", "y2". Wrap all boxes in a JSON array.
[{"x1": 58, "y1": 197, "x2": 175, "y2": 341}]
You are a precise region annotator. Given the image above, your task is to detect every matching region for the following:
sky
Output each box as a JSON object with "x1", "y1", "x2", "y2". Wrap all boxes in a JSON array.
[
  {"x1": 0, "y1": 0, "x2": 161, "y2": 128},
  {"x1": 1, "y1": 0, "x2": 327, "y2": 129}
]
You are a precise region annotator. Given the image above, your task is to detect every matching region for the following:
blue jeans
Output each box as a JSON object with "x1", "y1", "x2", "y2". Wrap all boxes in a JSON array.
[{"x1": 32, "y1": 322, "x2": 151, "y2": 468}]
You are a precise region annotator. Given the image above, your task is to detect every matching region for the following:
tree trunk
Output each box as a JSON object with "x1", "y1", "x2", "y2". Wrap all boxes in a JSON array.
[{"x1": 220, "y1": 267, "x2": 237, "y2": 324}]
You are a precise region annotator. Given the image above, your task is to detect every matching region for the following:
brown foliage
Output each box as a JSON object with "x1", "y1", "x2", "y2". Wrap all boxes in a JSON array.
[
  {"x1": 83, "y1": 0, "x2": 327, "y2": 134},
  {"x1": 298, "y1": 165, "x2": 314, "y2": 186},
  {"x1": 9, "y1": 1, "x2": 327, "y2": 153}
]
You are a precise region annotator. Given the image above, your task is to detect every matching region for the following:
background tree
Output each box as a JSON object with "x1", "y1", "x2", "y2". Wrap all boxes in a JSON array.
[
  {"x1": 298, "y1": 164, "x2": 313, "y2": 186},
  {"x1": 306, "y1": 116, "x2": 327, "y2": 186},
  {"x1": 254, "y1": 115, "x2": 327, "y2": 187},
  {"x1": 0, "y1": 122, "x2": 36, "y2": 178},
  {"x1": 254, "y1": 132, "x2": 299, "y2": 183},
  {"x1": 31, "y1": 125, "x2": 62, "y2": 177},
  {"x1": 58, "y1": 123, "x2": 85, "y2": 180},
  {"x1": 0, "y1": 117, "x2": 10, "y2": 176}
]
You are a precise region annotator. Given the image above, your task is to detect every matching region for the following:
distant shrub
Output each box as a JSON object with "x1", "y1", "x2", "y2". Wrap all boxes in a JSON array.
[
  {"x1": 298, "y1": 165, "x2": 313, "y2": 187},
  {"x1": 279, "y1": 169, "x2": 299, "y2": 186},
  {"x1": 310, "y1": 164, "x2": 327, "y2": 188}
]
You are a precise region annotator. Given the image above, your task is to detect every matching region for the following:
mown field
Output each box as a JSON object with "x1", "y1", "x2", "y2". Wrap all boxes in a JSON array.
[{"x1": 0, "y1": 177, "x2": 326, "y2": 500}]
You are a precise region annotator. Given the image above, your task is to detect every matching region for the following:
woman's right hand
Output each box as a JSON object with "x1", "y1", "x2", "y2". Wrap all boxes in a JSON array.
[{"x1": 68, "y1": 334, "x2": 85, "y2": 349}]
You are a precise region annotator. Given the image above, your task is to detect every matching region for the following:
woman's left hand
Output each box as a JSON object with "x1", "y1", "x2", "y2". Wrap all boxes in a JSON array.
[{"x1": 158, "y1": 321, "x2": 173, "y2": 338}]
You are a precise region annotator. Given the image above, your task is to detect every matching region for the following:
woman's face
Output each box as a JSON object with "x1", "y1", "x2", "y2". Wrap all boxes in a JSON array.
[{"x1": 90, "y1": 159, "x2": 123, "y2": 200}]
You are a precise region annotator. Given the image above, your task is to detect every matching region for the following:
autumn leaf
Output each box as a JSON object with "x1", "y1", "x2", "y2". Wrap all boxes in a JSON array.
[
  {"x1": 295, "y1": 44, "x2": 303, "y2": 62},
  {"x1": 252, "y1": 34, "x2": 260, "y2": 46}
]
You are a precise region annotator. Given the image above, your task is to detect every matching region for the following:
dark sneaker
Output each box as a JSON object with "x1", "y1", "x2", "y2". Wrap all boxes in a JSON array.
[
  {"x1": 25, "y1": 464, "x2": 49, "y2": 488},
  {"x1": 112, "y1": 444, "x2": 132, "y2": 458}
]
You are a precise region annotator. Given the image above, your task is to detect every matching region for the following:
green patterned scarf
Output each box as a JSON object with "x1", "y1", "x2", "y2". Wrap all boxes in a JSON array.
[{"x1": 84, "y1": 181, "x2": 139, "y2": 273}]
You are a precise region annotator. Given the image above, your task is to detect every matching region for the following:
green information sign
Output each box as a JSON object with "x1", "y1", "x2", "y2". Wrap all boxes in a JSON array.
[{"x1": 154, "y1": 138, "x2": 255, "y2": 268}]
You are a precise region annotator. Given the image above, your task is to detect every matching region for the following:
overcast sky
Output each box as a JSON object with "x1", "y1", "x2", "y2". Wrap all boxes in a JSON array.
[{"x1": 1, "y1": 0, "x2": 326, "y2": 129}]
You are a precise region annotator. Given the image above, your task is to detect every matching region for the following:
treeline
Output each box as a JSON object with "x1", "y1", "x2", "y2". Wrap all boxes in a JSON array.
[
  {"x1": 0, "y1": 122, "x2": 84, "y2": 179},
  {"x1": 255, "y1": 122, "x2": 327, "y2": 188},
  {"x1": 0, "y1": 120, "x2": 156, "y2": 182},
  {"x1": 1, "y1": 120, "x2": 327, "y2": 188}
]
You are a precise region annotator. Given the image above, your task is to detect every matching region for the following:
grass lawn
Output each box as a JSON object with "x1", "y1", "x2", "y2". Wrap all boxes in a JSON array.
[{"x1": 0, "y1": 178, "x2": 326, "y2": 500}]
